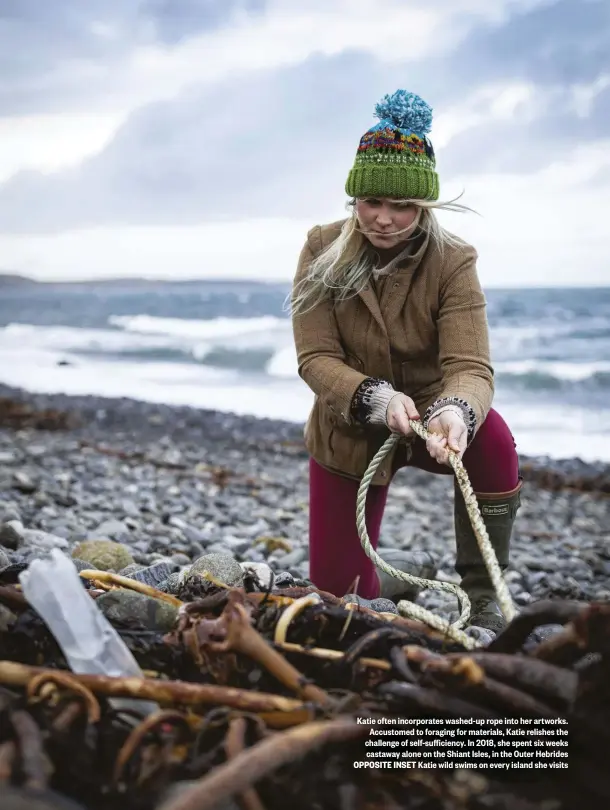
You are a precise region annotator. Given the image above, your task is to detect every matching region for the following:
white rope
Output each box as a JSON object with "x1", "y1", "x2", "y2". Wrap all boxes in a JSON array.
[{"x1": 356, "y1": 421, "x2": 516, "y2": 650}]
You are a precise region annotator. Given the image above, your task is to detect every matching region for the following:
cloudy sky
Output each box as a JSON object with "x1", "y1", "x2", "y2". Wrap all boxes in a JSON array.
[{"x1": 0, "y1": 0, "x2": 608, "y2": 285}]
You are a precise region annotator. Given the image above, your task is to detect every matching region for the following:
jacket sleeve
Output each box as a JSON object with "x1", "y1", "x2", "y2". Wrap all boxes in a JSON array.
[
  {"x1": 432, "y1": 245, "x2": 494, "y2": 432},
  {"x1": 291, "y1": 227, "x2": 368, "y2": 425}
]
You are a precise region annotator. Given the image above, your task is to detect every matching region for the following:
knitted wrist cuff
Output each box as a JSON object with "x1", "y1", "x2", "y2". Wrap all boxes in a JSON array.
[
  {"x1": 351, "y1": 378, "x2": 397, "y2": 425},
  {"x1": 368, "y1": 384, "x2": 399, "y2": 425},
  {"x1": 423, "y1": 396, "x2": 476, "y2": 442}
]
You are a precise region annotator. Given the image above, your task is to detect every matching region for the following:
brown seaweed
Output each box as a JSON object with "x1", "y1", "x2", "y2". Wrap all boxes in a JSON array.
[{"x1": 0, "y1": 578, "x2": 608, "y2": 810}]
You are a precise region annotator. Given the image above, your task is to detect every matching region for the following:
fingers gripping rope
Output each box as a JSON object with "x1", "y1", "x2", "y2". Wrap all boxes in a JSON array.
[{"x1": 356, "y1": 420, "x2": 516, "y2": 650}]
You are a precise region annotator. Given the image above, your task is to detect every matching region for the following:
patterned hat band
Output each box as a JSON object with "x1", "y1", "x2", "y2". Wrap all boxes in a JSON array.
[{"x1": 345, "y1": 90, "x2": 440, "y2": 202}]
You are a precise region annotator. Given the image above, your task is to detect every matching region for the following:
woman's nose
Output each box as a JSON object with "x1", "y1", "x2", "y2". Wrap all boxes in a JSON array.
[{"x1": 376, "y1": 206, "x2": 392, "y2": 225}]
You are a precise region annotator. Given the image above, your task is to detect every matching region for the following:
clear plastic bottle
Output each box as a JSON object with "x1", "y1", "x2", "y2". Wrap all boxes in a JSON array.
[{"x1": 19, "y1": 549, "x2": 158, "y2": 715}]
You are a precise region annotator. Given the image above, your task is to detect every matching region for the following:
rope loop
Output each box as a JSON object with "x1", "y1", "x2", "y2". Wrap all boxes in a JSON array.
[{"x1": 356, "y1": 420, "x2": 516, "y2": 650}]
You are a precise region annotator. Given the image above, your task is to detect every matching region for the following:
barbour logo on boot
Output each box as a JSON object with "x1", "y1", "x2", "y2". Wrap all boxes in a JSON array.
[{"x1": 482, "y1": 504, "x2": 509, "y2": 516}]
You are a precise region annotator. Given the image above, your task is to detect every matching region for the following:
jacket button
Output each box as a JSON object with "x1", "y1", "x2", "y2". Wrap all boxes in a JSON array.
[{"x1": 380, "y1": 471, "x2": 387, "y2": 478}]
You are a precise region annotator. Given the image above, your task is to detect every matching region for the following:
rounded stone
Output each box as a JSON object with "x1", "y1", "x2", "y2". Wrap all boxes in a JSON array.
[
  {"x1": 95, "y1": 589, "x2": 178, "y2": 632},
  {"x1": 273, "y1": 571, "x2": 296, "y2": 589},
  {"x1": 71, "y1": 558, "x2": 98, "y2": 574},
  {"x1": 343, "y1": 594, "x2": 398, "y2": 614},
  {"x1": 0, "y1": 520, "x2": 24, "y2": 550},
  {"x1": 72, "y1": 539, "x2": 134, "y2": 572},
  {"x1": 464, "y1": 626, "x2": 496, "y2": 645},
  {"x1": 188, "y1": 553, "x2": 244, "y2": 588},
  {"x1": 157, "y1": 572, "x2": 182, "y2": 595},
  {"x1": 118, "y1": 563, "x2": 146, "y2": 578},
  {"x1": 240, "y1": 561, "x2": 274, "y2": 590},
  {"x1": 369, "y1": 597, "x2": 399, "y2": 615}
]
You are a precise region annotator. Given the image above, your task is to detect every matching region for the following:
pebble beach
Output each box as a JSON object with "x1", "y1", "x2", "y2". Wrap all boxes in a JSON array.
[{"x1": 1, "y1": 382, "x2": 609, "y2": 637}]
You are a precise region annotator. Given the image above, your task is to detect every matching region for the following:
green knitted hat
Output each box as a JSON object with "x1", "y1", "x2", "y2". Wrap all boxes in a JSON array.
[{"x1": 345, "y1": 89, "x2": 439, "y2": 201}]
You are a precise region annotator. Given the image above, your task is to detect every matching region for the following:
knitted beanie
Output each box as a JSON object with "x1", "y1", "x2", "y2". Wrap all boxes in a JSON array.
[{"x1": 345, "y1": 89, "x2": 439, "y2": 201}]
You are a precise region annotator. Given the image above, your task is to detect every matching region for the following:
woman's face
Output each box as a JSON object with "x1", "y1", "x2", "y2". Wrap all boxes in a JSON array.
[{"x1": 355, "y1": 198, "x2": 417, "y2": 250}]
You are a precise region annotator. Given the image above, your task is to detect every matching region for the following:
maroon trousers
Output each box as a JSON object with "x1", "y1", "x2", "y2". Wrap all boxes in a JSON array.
[{"x1": 308, "y1": 408, "x2": 520, "y2": 599}]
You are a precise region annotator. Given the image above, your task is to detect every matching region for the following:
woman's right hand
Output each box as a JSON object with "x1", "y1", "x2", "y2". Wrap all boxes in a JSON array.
[{"x1": 386, "y1": 393, "x2": 421, "y2": 437}]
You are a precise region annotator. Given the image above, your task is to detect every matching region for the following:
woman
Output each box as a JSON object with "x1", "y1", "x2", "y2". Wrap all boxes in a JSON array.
[{"x1": 288, "y1": 90, "x2": 521, "y2": 633}]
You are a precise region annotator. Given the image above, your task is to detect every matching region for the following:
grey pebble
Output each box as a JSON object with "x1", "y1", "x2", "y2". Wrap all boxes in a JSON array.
[
  {"x1": 240, "y1": 562, "x2": 274, "y2": 590},
  {"x1": 0, "y1": 520, "x2": 24, "y2": 550},
  {"x1": 131, "y1": 540, "x2": 151, "y2": 553},
  {"x1": 88, "y1": 519, "x2": 130, "y2": 540},
  {"x1": 369, "y1": 598, "x2": 399, "y2": 615},
  {"x1": 157, "y1": 572, "x2": 182, "y2": 595},
  {"x1": 281, "y1": 547, "x2": 308, "y2": 568},
  {"x1": 20, "y1": 528, "x2": 69, "y2": 550},
  {"x1": 219, "y1": 535, "x2": 253, "y2": 555},
  {"x1": 465, "y1": 626, "x2": 496, "y2": 645},
  {"x1": 523, "y1": 624, "x2": 565, "y2": 650},
  {"x1": 71, "y1": 558, "x2": 98, "y2": 574},
  {"x1": 189, "y1": 553, "x2": 244, "y2": 587},
  {"x1": 343, "y1": 594, "x2": 398, "y2": 614},
  {"x1": 0, "y1": 504, "x2": 21, "y2": 524},
  {"x1": 96, "y1": 590, "x2": 179, "y2": 633},
  {"x1": 129, "y1": 561, "x2": 177, "y2": 587},
  {"x1": 182, "y1": 526, "x2": 212, "y2": 546},
  {"x1": 171, "y1": 553, "x2": 192, "y2": 566},
  {"x1": 119, "y1": 563, "x2": 146, "y2": 577},
  {"x1": 200, "y1": 541, "x2": 225, "y2": 554},
  {"x1": 120, "y1": 499, "x2": 141, "y2": 517},
  {"x1": 1, "y1": 385, "x2": 609, "y2": 647},
  {"x1": 12, "y1": 471, "x2": 37, "y2": 493},
  {"x1": 167, "y1": 516, "x2": 189, "y2": 531},
  {"x1": 526, "y1": 572, "x2": 548, "y2": 590},
  {"x1": 273, "y1": 571, "x2": 296, "y2": 589}
]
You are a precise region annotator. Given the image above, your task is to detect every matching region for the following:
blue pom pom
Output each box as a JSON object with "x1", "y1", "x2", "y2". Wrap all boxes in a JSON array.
[{"x1": 374, "y1": 90, "x2": 433, "y2": 134}]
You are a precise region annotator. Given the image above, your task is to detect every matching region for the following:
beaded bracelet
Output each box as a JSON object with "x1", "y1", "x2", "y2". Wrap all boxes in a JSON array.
[{"x1": 423, "y1": 396, "x2": 476, "y2": 443}]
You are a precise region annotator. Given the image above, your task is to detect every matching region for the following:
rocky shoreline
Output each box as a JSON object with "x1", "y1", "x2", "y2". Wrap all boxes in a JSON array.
[{"x1": 0, "y1": 383, "x2": 609, "y2": 636}]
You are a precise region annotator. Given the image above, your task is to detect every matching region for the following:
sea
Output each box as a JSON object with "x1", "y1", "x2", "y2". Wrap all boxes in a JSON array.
[{"x1": 0, "y1": 281, "x2": 609, "y2": 463}]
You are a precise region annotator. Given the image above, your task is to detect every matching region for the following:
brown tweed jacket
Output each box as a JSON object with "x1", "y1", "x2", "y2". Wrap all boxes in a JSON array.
[{"x1": 291, "y1": 218, "x2": 494, "y2": 486}]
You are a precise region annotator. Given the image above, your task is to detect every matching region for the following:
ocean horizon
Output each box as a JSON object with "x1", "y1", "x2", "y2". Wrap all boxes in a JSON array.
[{"x1": 0, "y1": 280, "x2": 609, "y2": 463}]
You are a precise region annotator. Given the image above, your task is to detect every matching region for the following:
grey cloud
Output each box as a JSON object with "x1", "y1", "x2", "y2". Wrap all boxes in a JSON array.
[
  {"x1": 412, "y1": 0, "x2": 610, "y2": 177},
  {"x1": 0, "y1": 0, "x2": 265, "y2": 116},
  {"x1": 0, "y1": 0, "x2": 604, "y2": 119},
  {"x1": 437, "y1": 0, "x2": 610, "y2": 89},
  {"x1": 0, "y1": 1, "x2": 141, "y2": 116},
  {"x1": 0, "y1": 0, "x2": 608, "y2": 231},
  {"x1": 1, "y1": 38, "x2": 609, "y2": 233},
  {"x1": 439, "y1": 83, "x2": 610, "y2": 177},
  {"x1": 142, "y1": 0, "x2": 265, "y2": 44},
  {"x1": 0, "y1": 51, "x2": 389, "y2": 232},
  {"x1": 0, "y1": 1, "x2": 144, "y2": 75}
]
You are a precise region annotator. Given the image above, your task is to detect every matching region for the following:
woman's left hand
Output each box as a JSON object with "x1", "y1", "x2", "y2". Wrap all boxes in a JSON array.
[{"x1": 426, "y1": 409, "x2": 467, "y2": 466}]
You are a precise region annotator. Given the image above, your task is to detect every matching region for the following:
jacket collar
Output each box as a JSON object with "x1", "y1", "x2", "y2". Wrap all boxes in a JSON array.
[{"x1": 357, "y1": 228, "x2": 430, "y2": 336}]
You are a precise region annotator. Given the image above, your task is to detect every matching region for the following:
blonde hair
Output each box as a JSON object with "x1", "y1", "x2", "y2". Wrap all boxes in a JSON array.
[{"x1": 286, "y1": 194, "x2": 477, "y2": 317}]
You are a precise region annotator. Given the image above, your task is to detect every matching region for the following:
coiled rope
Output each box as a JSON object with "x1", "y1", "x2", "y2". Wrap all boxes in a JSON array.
[{"x1": 356, "y1": 419, "x2": 516, "y2": 650}]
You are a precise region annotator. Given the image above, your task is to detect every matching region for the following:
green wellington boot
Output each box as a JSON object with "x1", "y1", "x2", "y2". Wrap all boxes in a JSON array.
[
  {"x1": 376, "y1": 548, "x2": 438, "y2": 603},
  {"x1": 453, "y1": 479, "x2": 522, "y2": 634}
]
